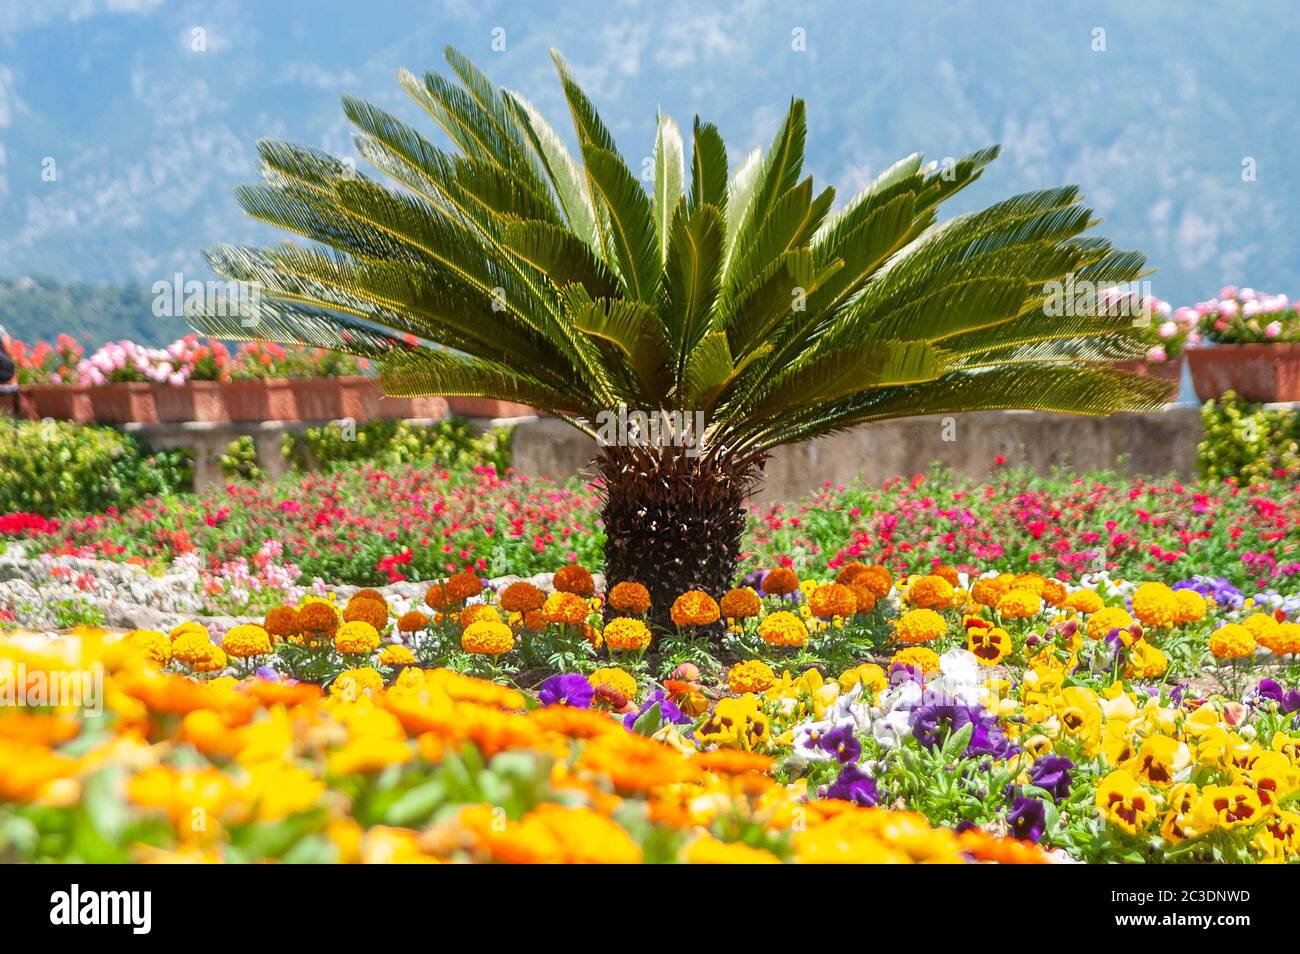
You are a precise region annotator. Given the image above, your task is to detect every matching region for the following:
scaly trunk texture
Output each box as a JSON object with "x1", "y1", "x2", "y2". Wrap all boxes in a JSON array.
[{"x1": 597, "y1": 446, "x2": 764, "y2": 635}]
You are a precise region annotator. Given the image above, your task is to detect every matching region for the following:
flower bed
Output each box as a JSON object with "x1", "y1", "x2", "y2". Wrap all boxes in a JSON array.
[{"x1": 4, "y1": 559, "x2": 1298, "y2": 863}]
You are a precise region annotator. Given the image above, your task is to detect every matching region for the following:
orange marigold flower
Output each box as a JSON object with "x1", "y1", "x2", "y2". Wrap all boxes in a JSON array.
[
  {"x1": 971, "y1": 574, "x2": 1015, "y2": 608},
  {"x1": 834, "y1": 562, "x2": 869, "y2": 585},
  {"x1": 522, "y1": 609, "x2": 548, "y2": 632},
  {"x1": 603, "y1": 617, "x2": 652, "y2": 651},
  {"x1": 848, "y1": 582, "x2": 877, "y2": 614},
  {"x1": 932, "y1": 565, "x2": 960, "y2": 587},
  {"x1": 499, "y1": 581, "x2": 545, "y2": 614},
  {"x1": 542, "y1": 591, "x2": 589, "y2": 626},
  {"x1": 222, "y1": 624, "x2": 272, "y2": 659},
  {"x1": 670, "y1": 590, "x2": 721, "y2": 628},
  {"x1": 1131, "y1": 582, "x2": 1179, "y2": 628},
  {"x1": 807, "y1": 582, "x2": 856, "y2": 619},
  {"x1": 891, "y1": 645, "x2": 941, "y2": 675},
  {"x1": 298, "y1": 601, "x2": 340, "y2": 639},
  {"x1": 445, "y1": 572, "x2": 483, "y2": 604},
  {"x1": 351, "y1": 588, "x2": 386, "y2": 603},
  {"x1": 423, "y1": 583, "x2": 448, "y2": 610},
  {"x1": 343, "y1": 597, "x2": 389, "y2": 630},
  {"x1": 761, "y1": 567, "x2": 799, "y2": 595},
  {"x1": 908, "y1": 574, "x2": 955, "y2": 610},
  {"x1": 719, "y1": 587, "x2": 762, "y2": 620},
  {"x1": 1208, "y1": 624, "x2": 1255, "y2": 660},
  {"x1": 727, "y1": 659, "x2": 776, "y2": 694},
  {"x1": 263, "y1": 605, "x2": 300, "y2": 639},
  {"x1": 607, "y1": 581, "x2": 651, "y2": 615},
  {"x1": 1040, "y1": 579, "x2": 1068, "y2": 607},
  {"x1": 379, "y1": 644, "x2": 416, "y2": 667},
  {"x1": 856, "y1": 565, "x2": 893, "y2": 599},
  {"x1": 397, "y1": 610, "x2": 429, "y2": 632},
  {"x1": 1064, "y1": 589, "x2": 1104, "y2": 615},
  {"x1": 552, "y1": 565, "x2": 595, "y2": 597}
]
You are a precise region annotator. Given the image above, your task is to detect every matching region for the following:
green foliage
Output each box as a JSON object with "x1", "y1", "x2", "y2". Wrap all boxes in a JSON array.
[
  {"x1": 281, "y1": 417, "x2": 512, "y2": 474},
  {"x1": 0, "y1": 420, "x2": 191, "y2": 516},
  {"x1": 220, "y1": 435, "x2": 268, "y2": 482},
  {"x1": 1198, "y1": 390, "x2": 1300, "y2": 484}
]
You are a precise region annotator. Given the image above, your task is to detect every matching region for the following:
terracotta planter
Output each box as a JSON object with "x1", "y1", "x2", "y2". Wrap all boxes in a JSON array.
[
  {"x1": 375, "y1": 394, "x2": 449, "y2": 420},
  {"x1": 1112, "y1": 357, "x2": 1184, "y2": 402},
  {"x1": 89, "y1": 382, "x2": 157, "y2": 423},
  {"x1": 444, "y1": 397, "x2": 539, "y2": 418},
  {"x1": 289, "y1": 376, "x2": 381, "y2": 421},
  {"x1": 21, "y1": 384, "x2": 95, "y2": 423},
  {"x1": 151, "y1": 380, "x2": 229, "y2": 423},
  {"x1": 1187, "y1": 344, "x2": 1300, "y2": 403},
  {"x1": 222, "y1": 379, "x2": 299, "y2": 422}
]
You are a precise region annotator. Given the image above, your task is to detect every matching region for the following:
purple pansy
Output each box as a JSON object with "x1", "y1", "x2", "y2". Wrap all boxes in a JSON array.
[
  {"x1": 824, "y1": 763, "x2": 879, "y2": 807},
  {"x1": 538, "y1": 673, "x2": 594, "y2": 708}
]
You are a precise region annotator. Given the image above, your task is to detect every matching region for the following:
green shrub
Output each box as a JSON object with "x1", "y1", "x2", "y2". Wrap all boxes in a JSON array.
[
  {"x1": 281, "y1": 418, "x2": 512, "y2": 474},
  {"x1": 0, "y1": 420, "x2": 192, "y2": 516},
  {"x1": 1198, "y1": 390, "x2": 1300, "y2": 484},
  {"x1": 220, "y1": 435, "x2": 268, "y2": 483}
]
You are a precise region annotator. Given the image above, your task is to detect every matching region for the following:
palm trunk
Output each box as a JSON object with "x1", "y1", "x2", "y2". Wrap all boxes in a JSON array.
[{"x1": 597, "y1": 446, "x2": 763, "y2": 635}]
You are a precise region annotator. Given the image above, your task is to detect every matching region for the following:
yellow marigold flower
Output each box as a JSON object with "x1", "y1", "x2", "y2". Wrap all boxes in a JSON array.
[
  {"x1": 191, "y1": 645, "x2": 227, "y2": 674},
  {"x1": 460, "y1": 604, "x2": 502, "y2": 629},
  {"x1": 761, "y1": 567, "x2": 799, "y2": 595},
  {"x1": 1173, "y1": 588, "x2": 1207, "y2": 624},
  {"x1": 1259, "y1": 622, "x2": 1300, "y2": 656},
  {"x1": 890, "y1": 646, "x2": 941, "y2": 676},
  {"x1": 1063, "y1": 588, "x2": 1103, "y2": 615},
  {"x1": 1095, "y1": 769, "x2": 1157, "y2": 835},
  {"x1": 809, "y1": 582, "x2": 858, "y2": 619},
  {"x1": 169, "y1": 620, "x2": 208, "y2": 642},
  {"x1": 839, "y1": 663, "x2": 888, "y2": 695},
  {"x1": 1196, "y1": 783, "x2": 1264, "y2": 830},
  {"x1": 757, "y1": 610, "x2": 808, "y2": 647},
  {"x1": 171, "y1": 631, "x2": 216, "y2": 665},
  {"x1": 685, "y1": 835, "x2": 781, "y2": 864},
  {"x1": 483, "y1": 804, "x2": 642, "y2": 864},
  {"x1": 996, "y1": 588, "x2": 1041, "y2": 619},
  {"x1": 606, "y1": 581, "x2": 651, "y2": 615},
  {"x1": 222, "y1": 624, "x2": 272, "y2": 659},
  {"x1": 1131, "y1": 582, "x2": 1179, "y2": 628},
  {"x1": 1242, "y1": 612, "x2": 1280, "y2": 642},
  {"x1": 602, "y1": 617, "x2": 652, "y2": 652},
  {"x1": 967, "y1": 626, "x2": 1012, "y2": 665},
  {"x1": 498, "y1": 581, "x2": 546, "y2": 614},
  {"x1": 670, "y1": 590, "x2": 721, "y2": 627},
  {"x1": 907, "y1": 574, "x2": 955, "y2": 611},
  {"x1": 1127, "y1": 639, "x2": 1168, "y2": 679},
  {"x1": 719, "y1": 587, "x2": 762, "y2": 620},
  {"x1": 118, "y1": 629, "x2": 171, "y2": 667},
  {"x1": 727, "y1": 659, "x2": 776, "y2": 694},
  {"x1": 552, "y1": 564, "x2": 595, "y2": 597},
  {"x1": 1208, "y1": 623, "x2": 1256, "y2": 660},
  {"x1": 343, "y1": 597, "x2": 389, "y2": 630},
  {"x1": 590, "y1": 667, "x2": 638, "y2": 703},
  {"x1": 461, "y1": 621, "x2": 515, "y2": 656},
  {"x1": 542, "y1": 590, "x2": 589, "y2": 626},
  {"x1": 328, "y1": 736, "x2": 413, "y2": 776},
  {"x1": 335, "y1": 620, "x2": 381, "y2": 655},
  {"x1": 893, "y1": 608, "x2": 946, "y2": 645},
  {"x1": 1087, "y1": 605, "x2": 1134, "y2": 640},
  {"x1": 330, "y1": 667, "x2": 384, "y2": 698},
  {"x1": 379, "y1": 644, "x2": 416, "y2": 667}
]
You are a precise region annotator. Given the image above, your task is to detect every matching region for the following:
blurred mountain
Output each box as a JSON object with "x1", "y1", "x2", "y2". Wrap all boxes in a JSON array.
[{"x1": 0, "y1": 0, "x2": 1295, "y2": 344}]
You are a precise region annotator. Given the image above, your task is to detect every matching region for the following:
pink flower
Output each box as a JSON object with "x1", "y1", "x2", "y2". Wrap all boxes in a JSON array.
[
  {"x1": 1265, "y1": 321, "x2": 1282, "y2": 339},
  {"x1": 1158, "y1": 321, "x2": 1178, "y2": 339},
  {"x1": 1145, "y1": 345, "x2": 1167, "y2": 364}
]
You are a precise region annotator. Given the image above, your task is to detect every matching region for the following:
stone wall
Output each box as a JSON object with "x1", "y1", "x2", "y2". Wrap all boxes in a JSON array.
[{"x1": 510, "y1": 406, "x2": 1207, "y2": 503}]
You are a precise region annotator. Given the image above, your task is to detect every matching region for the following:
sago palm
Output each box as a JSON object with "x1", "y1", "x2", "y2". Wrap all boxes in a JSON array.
[{"x1": 191, "y1": 46, "x2": 1169, "y2": 631}]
